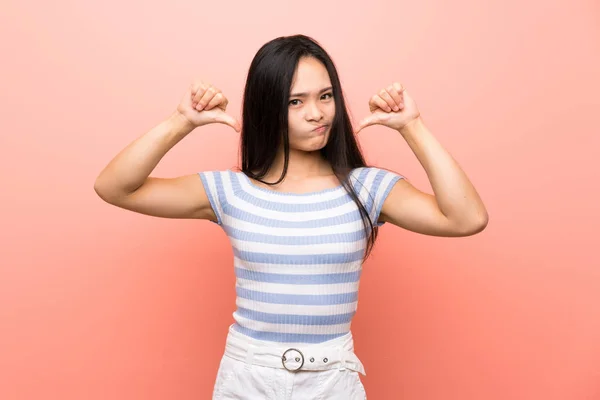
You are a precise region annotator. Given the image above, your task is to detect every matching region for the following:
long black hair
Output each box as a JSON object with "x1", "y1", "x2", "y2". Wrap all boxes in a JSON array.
[{"x1": 239, "y1": 34, "x2": 379, "y2": 261}]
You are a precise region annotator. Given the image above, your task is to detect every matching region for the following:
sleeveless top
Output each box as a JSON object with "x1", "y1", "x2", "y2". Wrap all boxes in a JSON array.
[{"x1": 199, "y1": 167, "x2": 403, "y2": 345}]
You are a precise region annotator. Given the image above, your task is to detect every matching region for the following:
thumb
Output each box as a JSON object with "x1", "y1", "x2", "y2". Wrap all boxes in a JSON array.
[
  {"x1": 355, "y1": 115, "x2": 377, "y2": 134},
  {"x1": 216, "y1": 112, "x2": 241, "y2": 133}
]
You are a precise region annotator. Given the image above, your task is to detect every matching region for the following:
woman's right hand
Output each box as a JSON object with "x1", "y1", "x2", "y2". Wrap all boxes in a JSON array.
[{"x1": 176, "y1": 79, "x2": 241, "y2": 132}]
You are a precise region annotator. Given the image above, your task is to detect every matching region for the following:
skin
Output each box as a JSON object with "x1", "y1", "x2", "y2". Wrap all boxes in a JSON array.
[
  {"x1": 248, "y1": 56, "x2": 339, "y2": 193},
  {"x1": 94, "y1": 56, "x2": 488, "y2": 237},
  {"x1": 245, "y1": 56, "x2": 489, "y2": 236},
  {"x1": 355, "y1": 82, "x2": 489, "y2": 236}
]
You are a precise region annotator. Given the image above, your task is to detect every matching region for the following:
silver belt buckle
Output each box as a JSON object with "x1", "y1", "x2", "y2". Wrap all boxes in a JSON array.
[{"x1": 281, "y1": 348, "x2": 304, "y2": 372}]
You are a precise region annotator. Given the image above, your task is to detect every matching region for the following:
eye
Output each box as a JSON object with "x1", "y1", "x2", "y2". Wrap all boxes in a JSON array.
[{"x1": 289, "y1": 93, "x2": 333, "y2": 106}]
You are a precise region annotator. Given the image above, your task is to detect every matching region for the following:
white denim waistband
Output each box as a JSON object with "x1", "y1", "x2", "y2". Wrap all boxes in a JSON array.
[{"x1": 222, "y1": 324, "x2": 366, "y2": 376}]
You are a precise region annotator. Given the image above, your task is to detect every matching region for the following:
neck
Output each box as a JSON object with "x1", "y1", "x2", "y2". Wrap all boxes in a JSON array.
[{"x1": 264, "y1": 148, "x2": 332, "y2": 181}]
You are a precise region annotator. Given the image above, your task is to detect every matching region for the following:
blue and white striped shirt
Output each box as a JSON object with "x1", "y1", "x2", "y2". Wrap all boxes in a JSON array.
[{"x1": 199, "y1": 167, "x2": 403, "y2": 345}]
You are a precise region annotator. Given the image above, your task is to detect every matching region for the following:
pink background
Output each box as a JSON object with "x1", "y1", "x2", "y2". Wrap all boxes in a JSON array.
[{"x1": 1, "y1": 0, "x2": 599, "y2": 399}]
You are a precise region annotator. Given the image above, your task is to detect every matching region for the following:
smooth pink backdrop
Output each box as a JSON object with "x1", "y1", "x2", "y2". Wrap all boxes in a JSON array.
[{"x1": 1, "y1": 0, "x2": 599, "y2": 399}]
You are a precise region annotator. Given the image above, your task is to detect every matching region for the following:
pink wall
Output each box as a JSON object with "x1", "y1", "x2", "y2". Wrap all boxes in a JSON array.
[{"x1": 1, "y1": 0, "x2": 599, "y2": 399}]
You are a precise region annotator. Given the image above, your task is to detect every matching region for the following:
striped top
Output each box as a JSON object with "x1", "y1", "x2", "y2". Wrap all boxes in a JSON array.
[{"x1": 199, "y1": 167, "x2": 403, "y2": 345}]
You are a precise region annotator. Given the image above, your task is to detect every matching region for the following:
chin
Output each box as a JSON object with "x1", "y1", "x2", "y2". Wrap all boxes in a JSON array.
[{"x1": 293, "y1": 137, "x2": 330, "y2": 152}]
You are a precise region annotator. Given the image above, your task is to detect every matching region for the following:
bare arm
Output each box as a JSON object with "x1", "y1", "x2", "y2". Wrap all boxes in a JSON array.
[
  {"x1": 380, "y1": 118, "x2": 488, "y2": 236},
  {"x1": 93, "y1": 79, "x2": 240, "y2": 221},
  {"x1": 93, "y1": 111, "x2": 216, "y2": 220},
  {"x1": 357, "y1": 82, "x2": 488, "y2": 236}
]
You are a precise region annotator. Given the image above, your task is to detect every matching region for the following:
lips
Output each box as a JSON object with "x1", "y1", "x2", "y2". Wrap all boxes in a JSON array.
[{"x1": 312, "y1": 124, "x2": 329, "y2": 131}]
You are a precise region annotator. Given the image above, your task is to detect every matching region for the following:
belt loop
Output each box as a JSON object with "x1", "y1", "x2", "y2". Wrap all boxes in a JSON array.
[
  {"x1": 338, "y1": 347, "x2": 346, "y2": 371},
  {"x1": 244, "y1": 345, "x2": 256, "y2": 370}
]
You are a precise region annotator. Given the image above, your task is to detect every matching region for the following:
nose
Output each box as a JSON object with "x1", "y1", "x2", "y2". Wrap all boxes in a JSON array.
[{"x1": 305, "y1": 101, "x2": 324, "y2": 121}]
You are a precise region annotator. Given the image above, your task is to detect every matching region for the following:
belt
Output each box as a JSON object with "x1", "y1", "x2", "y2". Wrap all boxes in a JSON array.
[{"x1": 223, "y1": 325, "x2": 366, "y2": 375}]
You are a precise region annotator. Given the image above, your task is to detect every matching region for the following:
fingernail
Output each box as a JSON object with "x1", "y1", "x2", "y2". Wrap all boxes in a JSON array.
[{"x1": 393, "y1": 106, "x2": 399, "y2": 111}]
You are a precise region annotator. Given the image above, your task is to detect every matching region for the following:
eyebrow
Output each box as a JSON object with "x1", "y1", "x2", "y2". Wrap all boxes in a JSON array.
[{"x1": 289, "y1": 86, "x2": 333, "y2": 97}]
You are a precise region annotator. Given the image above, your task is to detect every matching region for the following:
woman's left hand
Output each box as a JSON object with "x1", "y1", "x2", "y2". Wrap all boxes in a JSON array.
[{"x1": 355, "y1": 82, "x2": 421, "y2": 134}]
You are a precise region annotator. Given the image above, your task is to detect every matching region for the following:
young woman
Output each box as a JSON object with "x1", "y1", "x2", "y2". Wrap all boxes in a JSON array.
[{"x1": 94, "y1": 34, "x2": 488, "y2": 399}]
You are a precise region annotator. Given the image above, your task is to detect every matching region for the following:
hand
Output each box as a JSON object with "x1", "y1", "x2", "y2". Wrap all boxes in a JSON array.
[
  {"x1": 175, "y1": 79, "x2": 241, "y2": 132},
  {"x1": 355, "y1": 82, "x2": 421, "y2": 134}
]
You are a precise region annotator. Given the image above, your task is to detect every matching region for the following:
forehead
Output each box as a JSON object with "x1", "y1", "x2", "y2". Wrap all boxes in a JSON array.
[{"x1": 290, "y1": 57, "x2": 331, "y2": 92}]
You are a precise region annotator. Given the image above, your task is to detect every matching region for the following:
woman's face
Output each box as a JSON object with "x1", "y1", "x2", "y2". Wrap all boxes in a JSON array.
[{"x1": 286, "y1": 57, "x2": 335, "y2": 152}]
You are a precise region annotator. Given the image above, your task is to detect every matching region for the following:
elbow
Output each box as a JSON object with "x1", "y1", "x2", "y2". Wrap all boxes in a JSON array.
[
  {"x1": 472, "y1": 217, "x2": 489, "y2": 235},
  {"x1": 462, "y1": 212, "x2": 489, "y2": 236},
  {"x1": 94, "y1": 177, "x2": 138, "y2": 206},
  {"x1": 451, "y1": 210, "x2": 488, "y2": 237},
  {"x1": 94, "y1": 179, "x2": 110, "y2": 202},
  {"x1": 94, "y1": 178, "x2": 119, "y2": 204}
]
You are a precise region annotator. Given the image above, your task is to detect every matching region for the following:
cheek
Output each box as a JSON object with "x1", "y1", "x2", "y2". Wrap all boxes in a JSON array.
[
  {"x1": 287, "y1": 113, "x2": 300, "y2": 130},
  {"x1": 285, "y1": 118, "x2": 301, "y2": 143},
  {"x1": 329, "y1": 102, "x2": 336, "y2": 114}
]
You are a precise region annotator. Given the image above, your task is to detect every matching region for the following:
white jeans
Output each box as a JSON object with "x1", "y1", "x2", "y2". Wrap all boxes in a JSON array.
[{"x1": 212, "y1": 324, "x2": 367, "y2": 399}]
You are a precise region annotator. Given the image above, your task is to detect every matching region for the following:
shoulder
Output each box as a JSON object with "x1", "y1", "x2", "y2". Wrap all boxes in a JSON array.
[
  {"x1": 197, "y1": 169, "x2": 241, "y2": 202},
  {"x1": 346, "y1": 167, "x2": 406, "y2": 226},
  {"x1": 348, "y1": 166, "x2": 404, "y2": 189},
  {"x1": 198, "y1": 169, "x2": 239, "y2": 185}
]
